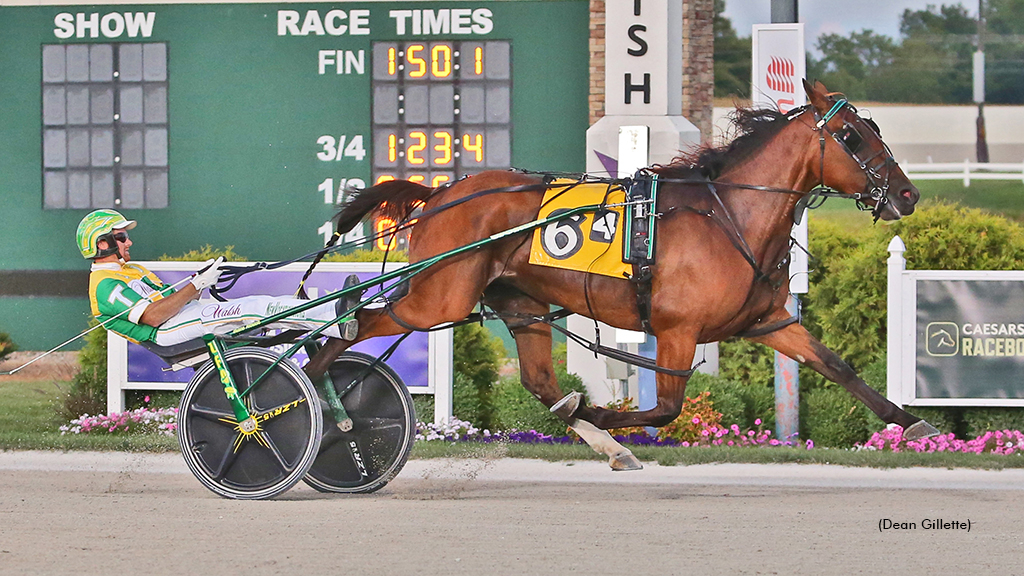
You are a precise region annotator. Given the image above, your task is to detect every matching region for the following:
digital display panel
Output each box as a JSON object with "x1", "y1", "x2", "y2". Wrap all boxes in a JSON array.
[{"x1": 371, "y1": 40, "x2": 511, "y2": 190}]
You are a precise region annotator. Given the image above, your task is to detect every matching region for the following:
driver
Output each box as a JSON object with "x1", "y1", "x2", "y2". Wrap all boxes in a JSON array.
[{"x1": 77, "y1": 209, "x2": 359, "y2": 347}]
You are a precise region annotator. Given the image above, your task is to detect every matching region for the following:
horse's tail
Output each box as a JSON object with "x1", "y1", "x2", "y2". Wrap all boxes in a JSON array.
[{"x1": 334, "y1": 180, "x2": 435, "y2": 234}]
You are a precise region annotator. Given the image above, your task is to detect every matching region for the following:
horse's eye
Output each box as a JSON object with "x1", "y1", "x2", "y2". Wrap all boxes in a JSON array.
[{"x1": 839, "y1": 127, "x2": 863, "y2": 154}]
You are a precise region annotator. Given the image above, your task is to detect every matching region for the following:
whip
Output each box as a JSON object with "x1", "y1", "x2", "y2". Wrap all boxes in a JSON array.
[{"x1": 0, "y1": 273, "x2": 200, "y2": 377}]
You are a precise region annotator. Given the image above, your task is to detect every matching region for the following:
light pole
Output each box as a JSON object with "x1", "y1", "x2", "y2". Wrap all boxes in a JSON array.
[
  {"x1": 976, "y1": 0, "x2": 990, "y2": 163},
  {"x1": 770, "y1": 0, "x2": 801, "y2": 442}
]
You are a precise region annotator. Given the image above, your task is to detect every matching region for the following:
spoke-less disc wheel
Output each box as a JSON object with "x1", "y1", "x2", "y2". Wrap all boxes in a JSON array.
[
  {"x1": 178, "y1": 347, "x2": 322, "y2": 500},
  {"x1": 304, "y1": 351, "x2": 415, "y2": 494}
]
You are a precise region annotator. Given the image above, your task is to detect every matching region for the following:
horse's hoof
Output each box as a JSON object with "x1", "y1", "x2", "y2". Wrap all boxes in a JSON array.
[
  {"x1": 903, "y1": 419, "x2": 940, "y2": 441},
  {"x1": 550, "y1": 391, "x2": 582, "y2": 420},
  {"x1": 609, "y1": 451, "x2": 643, "y2": 471}
]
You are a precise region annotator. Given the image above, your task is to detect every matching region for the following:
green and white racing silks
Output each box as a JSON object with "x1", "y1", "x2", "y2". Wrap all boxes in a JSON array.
[{"x1": 88, "y1": 262, "x2": 173, "y2": 343}]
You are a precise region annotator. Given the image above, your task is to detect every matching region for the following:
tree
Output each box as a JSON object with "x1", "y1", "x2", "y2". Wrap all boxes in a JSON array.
[
  {"x1": 808, "y1": 31, "x2": 897, "y2": 100},
  {"x1": 893, "y1": 3, "x2": 975, "y2": 103},
  {"x1": 713, "y1": 0, "x2": 751, "y2": 98},
  {"x1": 985, "y1": 0, "x2": 1024, "y2": 104}
]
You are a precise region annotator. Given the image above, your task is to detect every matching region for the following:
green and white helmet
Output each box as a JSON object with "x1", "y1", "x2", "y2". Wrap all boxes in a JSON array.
[{"x1": 76, "y1": 209, "x2": 136, "y2": 259}]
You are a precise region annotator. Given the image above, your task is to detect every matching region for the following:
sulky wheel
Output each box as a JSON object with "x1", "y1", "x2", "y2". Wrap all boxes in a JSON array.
[
  {"x1": 177, "y1": 347, "x2": 322, "y2": 500},
  {"x1": 304, "y1": 351, "x2": 416, "y2": 494}
]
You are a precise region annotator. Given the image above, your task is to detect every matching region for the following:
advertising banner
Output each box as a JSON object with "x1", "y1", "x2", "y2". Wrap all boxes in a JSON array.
[
  {"x1": 751, "y1": 23, "x2": 807, "y2": 293},
  {"x1": 917, "y1": 280, "x2": 1024, "y2": 399}
]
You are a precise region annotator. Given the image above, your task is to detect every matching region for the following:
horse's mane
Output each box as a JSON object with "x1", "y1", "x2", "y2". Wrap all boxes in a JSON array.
[{"x1": 652, "y1": 106, "x2": 791, "y2": 181}]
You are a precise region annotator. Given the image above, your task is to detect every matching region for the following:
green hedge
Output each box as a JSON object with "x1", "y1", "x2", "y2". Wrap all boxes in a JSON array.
[
  {"x1": 0, "y1": 329, "x2": 16, "y2": 363},
  {"x1": 718, "y1": 201, "x2": 1024, "y2": 444},
  {"x1": 61, "y1": 322, "x2": 107, "y2": 419},
  {"x1": 490, "y1": 343, "x2": 589, "y2": 436},
  {"x1": 685, "y1": 372, "x2": 775, "y2": 431}
]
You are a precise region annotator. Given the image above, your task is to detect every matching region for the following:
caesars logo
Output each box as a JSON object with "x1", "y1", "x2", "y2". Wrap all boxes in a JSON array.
[{"x1": 926, "y1": 321, "x2": 1024, "y2": 358}]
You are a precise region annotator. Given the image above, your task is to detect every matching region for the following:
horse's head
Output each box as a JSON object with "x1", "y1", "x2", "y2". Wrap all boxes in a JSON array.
[{"x1": 803, "y1": 79, "x2": 919, "y2": 221}]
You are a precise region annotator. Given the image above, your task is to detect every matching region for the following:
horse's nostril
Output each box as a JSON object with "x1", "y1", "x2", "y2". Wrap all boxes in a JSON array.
[{"x1": 901, "y1": 187, "x2": 918, "y2": 201}]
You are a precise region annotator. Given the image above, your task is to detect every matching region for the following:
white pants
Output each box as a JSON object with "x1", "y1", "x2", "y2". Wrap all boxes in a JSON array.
[{"x1": 153, "y1": 296, "x2": 343, "y2": 346}]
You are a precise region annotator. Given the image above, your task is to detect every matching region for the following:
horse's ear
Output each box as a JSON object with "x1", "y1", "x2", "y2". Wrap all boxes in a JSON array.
[{"x1": 803, "y1": 79, "x2": 830, "y2": 115}]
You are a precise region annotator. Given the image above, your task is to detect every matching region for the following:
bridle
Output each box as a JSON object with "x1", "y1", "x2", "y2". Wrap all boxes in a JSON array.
[{"x1": 796, "y1": 97, "x2": 901, "y2": 222}]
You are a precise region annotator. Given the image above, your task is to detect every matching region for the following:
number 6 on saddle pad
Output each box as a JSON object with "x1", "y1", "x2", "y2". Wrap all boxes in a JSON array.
[{"x1": 529, "y1": 178, "x2": 632, "y2": 278}]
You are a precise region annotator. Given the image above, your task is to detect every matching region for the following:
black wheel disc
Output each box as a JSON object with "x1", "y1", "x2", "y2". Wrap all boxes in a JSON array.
[
  {"x1": 304, "y1": 351, "x2": 415, "y2": 493},
  {"x1": 178, "y1": 347, "x2": 321, "y2": 499}
]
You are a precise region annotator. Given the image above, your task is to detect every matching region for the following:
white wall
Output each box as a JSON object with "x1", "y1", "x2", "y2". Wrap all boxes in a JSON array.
[{"x1": 713, "y1": 104, "x2": 1024, "y2": 163}]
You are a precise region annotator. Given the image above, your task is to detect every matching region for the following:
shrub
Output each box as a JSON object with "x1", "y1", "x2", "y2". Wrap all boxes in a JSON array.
[
  {"x1": 451, "y1": 322, "x2": 504, "y2": 429},
  {"x1": 413, "y1": 394, "x2": 434, "y2": 423},
  {"x1": 0, "y1": 329, "x2": 17, "y2": 363},
  {"x1": 157, "y1": 244, "x2": 247, "y2": 261},
  {"x1": 685, "y1": 371, "x2": 775, "y2": 431},
  {"x1": 452, "y1": 371, "x2": 486, "y2": 426},
  {"x1": 962, "y1": 408, "x2": 1024, "y2": 439},
  {"x1": 807, "y1": 200, "x2": 1024, "y2": 370},
  {"x1": 738, "y1": 380, "x2": 776, "y2": 433},
  {"x1": 62, "y1": 322, "x2": 107, "y2": 420},
  {"x1": 904, "y1": 406, "x2": 961, "y2": 436},
  {"x1": 324, "y1": 248, "x2": 409, "y2": 262},
  {"x1": 686, "y1": 373, "x2": 745, "y2": 427},
  {"x1": 491, "y1": 346, "x2": 589, "y2": 437},
  {"x1": 719, "y1": 339, "x2": 774, "y2": 388},
  {"x1": 657, "y1": 391, "x2": 724, "y2": 443},
  {"x1": 802, "y1": 385, "x2": 872, "y2": 447},
  {"x1": 711, "y1": 201, "x2": 1024, "y2": 446}
]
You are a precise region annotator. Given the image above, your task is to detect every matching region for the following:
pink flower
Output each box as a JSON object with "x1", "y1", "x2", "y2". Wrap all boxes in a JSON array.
[{"x1": 692, "y1": 417, "x2": 700, "y2": 424}]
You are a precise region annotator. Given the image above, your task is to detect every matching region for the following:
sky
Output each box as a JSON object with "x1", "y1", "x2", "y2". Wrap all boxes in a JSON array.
[{"x1": 723, "y1": 0, "x2": 981, "y2": 47}]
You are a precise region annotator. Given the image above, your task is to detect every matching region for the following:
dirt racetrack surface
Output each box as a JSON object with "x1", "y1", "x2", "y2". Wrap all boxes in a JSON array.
[{"x1": 1, "y1": 452, "x2": 1022, "y2": 575}]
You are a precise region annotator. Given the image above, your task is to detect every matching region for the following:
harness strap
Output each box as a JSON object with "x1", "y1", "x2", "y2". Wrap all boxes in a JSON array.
[
  {"x1": 734, "y1": 315, "x2": 800, "y2": 339},
  {"x1": 629, "y1": 263, "x2": 654, "y2": 335},
  {"x1": 387, "y1": 304, "x2": 694, "y2": 378},
  {"x1": 545, "y1": 318, "x2": 697, "y2": 378},
  {"x1": 296, "y1": 230, "x2": 342, "y2": 299}
]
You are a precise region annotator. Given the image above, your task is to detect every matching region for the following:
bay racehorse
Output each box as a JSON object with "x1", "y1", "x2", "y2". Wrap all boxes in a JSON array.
[{"x1": 303, "y1": 80, "x2": 939, "y2": 469}]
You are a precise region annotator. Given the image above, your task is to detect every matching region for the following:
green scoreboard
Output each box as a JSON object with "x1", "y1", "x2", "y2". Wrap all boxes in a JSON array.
[{"x1": 0, "y1": 1, "x2": 589, "y2": 348}]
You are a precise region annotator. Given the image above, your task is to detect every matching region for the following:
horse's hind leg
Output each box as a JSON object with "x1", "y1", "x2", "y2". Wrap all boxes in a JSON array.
[
  {"x1": 484, "y1": 287, "x2": 643, "y2": 471},
  {"x1": 749, "y1": 320, "x2": 940, "y2": 440},
  {"x1": 305, "y1": 258, "x2": 490, "y2": 382}
]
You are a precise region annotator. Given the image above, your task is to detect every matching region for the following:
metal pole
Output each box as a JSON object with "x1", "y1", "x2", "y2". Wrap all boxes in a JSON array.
[
  {"x1": 770, "y1": 0, "x2": 798, "y2": 23},
  {"x1": 770, "y1": 0, "x2": 799, "y2": 441},
  {"x1": 774, "y1": 295, "x2": 800, "y2": 442},
  {"x1": 976, "y1": 0, "x2": 990, "y2": 163}
]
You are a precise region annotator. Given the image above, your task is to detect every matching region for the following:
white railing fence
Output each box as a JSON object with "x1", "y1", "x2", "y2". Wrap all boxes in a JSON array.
[{"x1": 902, "y1": 159, "x2": 1024, "y2": 187}]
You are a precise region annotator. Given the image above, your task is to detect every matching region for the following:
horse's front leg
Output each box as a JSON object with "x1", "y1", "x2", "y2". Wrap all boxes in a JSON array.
[
  {"x1": 748, "y1": 318, "x2": 939, "y2": 441},
  {"x1": 566, "y1": 330, "x2": 697, "y2": 430},
  {"x1": 484, "y1": 288, "x2": 642, "y2": 471}
]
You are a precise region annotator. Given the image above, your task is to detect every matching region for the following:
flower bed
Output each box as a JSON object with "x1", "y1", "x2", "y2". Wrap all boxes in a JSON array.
[
  {"x1": 416, "y1": 417, "x2": 812, "y2": 449},
  {"x1": 860, "y1": 426, "x2": 1024, "y2": 455},
  {"x1": 59, "y1": 406, "x2": 178, "y2": 437}
]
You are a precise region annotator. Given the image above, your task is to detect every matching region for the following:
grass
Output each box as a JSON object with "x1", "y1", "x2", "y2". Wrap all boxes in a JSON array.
[
  {"x1": 809, "y1": 179, "x2": 1024, "y2": 229},
  {"x1": 5, "y1": 378, "x2": 1024, "y2": 469},
  {"x1": 0, "y1": 379, "x2": 177, "y2": 452}
]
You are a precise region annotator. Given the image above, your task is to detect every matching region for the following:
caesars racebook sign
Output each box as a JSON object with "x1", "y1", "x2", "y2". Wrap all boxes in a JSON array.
[{"x1": 917, "y1": 280, "x2": 1024, "y2": 399}]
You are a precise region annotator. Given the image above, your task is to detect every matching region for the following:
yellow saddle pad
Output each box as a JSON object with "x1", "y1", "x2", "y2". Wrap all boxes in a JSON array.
[{"x1": 528, "y1": 179, "x2": 631, "y2": 279}]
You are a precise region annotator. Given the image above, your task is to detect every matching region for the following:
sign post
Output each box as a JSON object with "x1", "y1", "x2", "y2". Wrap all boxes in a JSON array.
[
  {"x1": 569, "y1": 0, "x2": 704, "y2": 408},
  {"x1": 751, "y1": 23, "x2": 806, "y2": 441}
]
